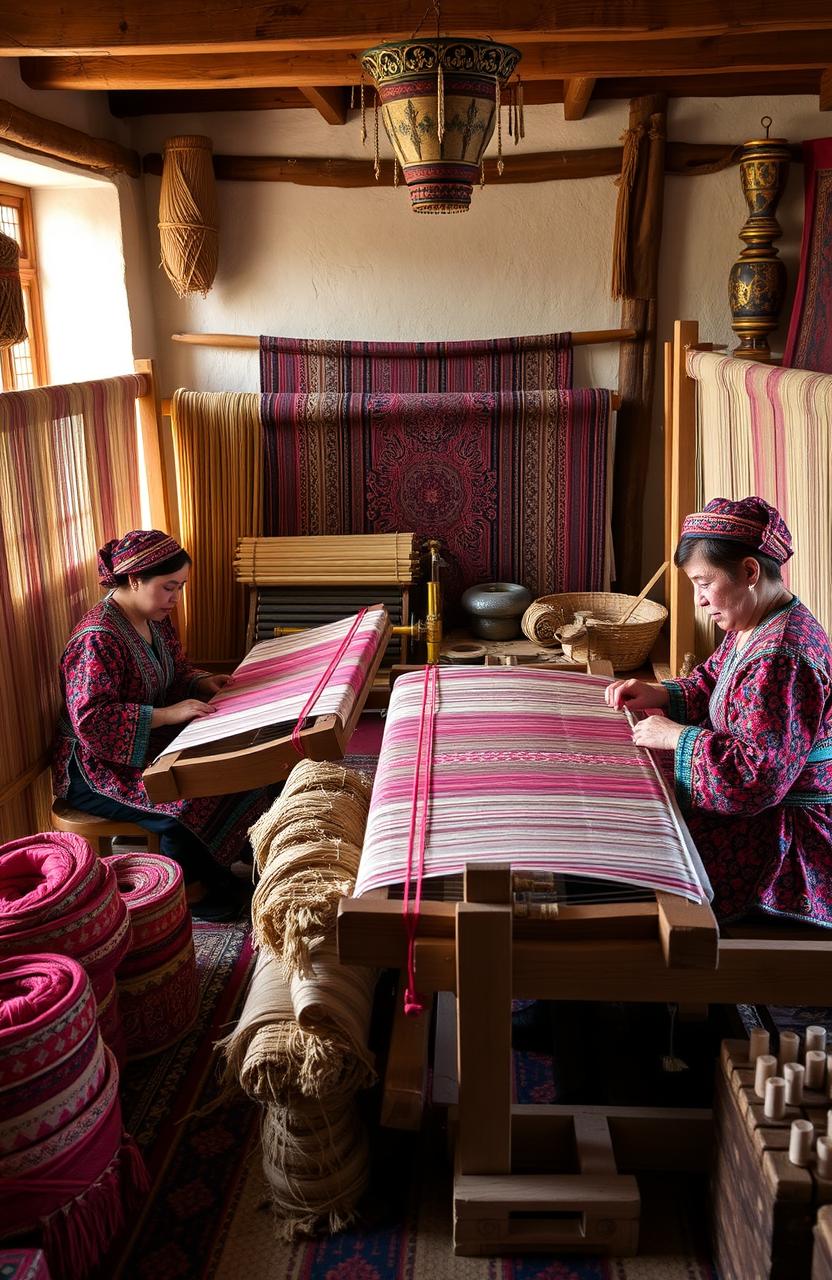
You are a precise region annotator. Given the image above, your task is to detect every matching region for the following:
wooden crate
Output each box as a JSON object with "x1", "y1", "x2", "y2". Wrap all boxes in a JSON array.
[
  {"x1": 713, "y1": 1040, "x2": 832, "y2": 1280},
  {"x1": 814, "y1": 1205, "x2": 832, "y2": 1279}
]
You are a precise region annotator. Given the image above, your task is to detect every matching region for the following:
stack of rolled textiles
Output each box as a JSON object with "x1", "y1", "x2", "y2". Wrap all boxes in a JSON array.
[
  {"x1": 0, "y1": 1249, "x2": 51, "y2": 1279},
  {"x1": 222, "y1": 761, "x2": 377, "y2": 1237},
  {"x1": 0, "y1": 954, "x2": 148, "y2": 1278},
  {"x1": 104, "y1": 852, "x2": 198, "y2": 1058},
  {"x1": 0, "y1": 834, "x2": 131, "y2": 1064}
]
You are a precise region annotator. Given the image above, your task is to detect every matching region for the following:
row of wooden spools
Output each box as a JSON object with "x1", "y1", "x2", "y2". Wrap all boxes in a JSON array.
[{"x1": 748, "y1": 1025, "x2": 832, "y2": 1171}]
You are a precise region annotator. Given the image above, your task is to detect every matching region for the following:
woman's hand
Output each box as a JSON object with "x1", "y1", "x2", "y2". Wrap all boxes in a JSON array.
[
  {"x1": 152, "y1": 699, "x2": 218, "y2": 728},
  {"x1": 631, "y1": 714, "x2": 685, "y2": 752},
  {"x1": 195, "y1": 673, "x2": 233, "y2": 699},
  {"x1": 605, "y1": 678, "x2": 670, "y2": 713}
]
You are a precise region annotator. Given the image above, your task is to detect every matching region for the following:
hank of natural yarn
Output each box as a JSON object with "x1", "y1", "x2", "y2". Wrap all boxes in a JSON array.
[
  {"x1": 819, "y1": 1136, "x2": 832, "y2": 1181},
  {"x1": 764, "y1": 1076, "x2": 786, "y2": 1121},
  {"x1": 158, "y1": 135, "x2": 218, "y2": 297},
  {"x1": 754, "y1": 1053, "x2": 777, "y2": 1099},
  {"x1": 779, "y1": 1030, "x2": 800, "y2": 1070},
  {"x1": 806, "y1": 1025, "x2": 828, "y2": 1054},
  {"x1": 789, "y1": 1118, "x2": 814, "y2": 1167},
  {"x1": 0, "y1": 232, "x2": 27, "y2": 348},
  {"x1": 806, "y1": 1049, "x2": 827, "y2": 1091},
  {"x1": 827, "y1": 1110, "x2": 832, "y2": 1140},
  {"x1": 748, "y1": 1027, "x2": 770, "y2": 1064},
  {"x1": 785, "y1": 1061, "x2": 805, "y2": 1105}
]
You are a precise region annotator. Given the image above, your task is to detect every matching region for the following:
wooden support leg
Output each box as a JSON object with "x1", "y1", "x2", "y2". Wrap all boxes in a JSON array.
[{"x1": 380, "y1": 974, "x2": 433, "y2": 1130}]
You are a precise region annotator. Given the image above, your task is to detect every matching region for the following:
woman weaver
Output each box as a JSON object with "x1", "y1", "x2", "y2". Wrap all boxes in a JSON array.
[
  {"x1": 606, "y1": 496, "x2": 832, "y2": 925},
  {"x1": 53, "y1": 529, "x2": 268, "y2": 920}
]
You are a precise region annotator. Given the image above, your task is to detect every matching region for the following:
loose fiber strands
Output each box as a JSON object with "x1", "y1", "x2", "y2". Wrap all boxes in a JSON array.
[
  {"x1": 0, "y1": 232, "x2": 26, "y2": 348},
  {"x1": 158, "y1": 135, "x2": 218, "y2": 298},
  {"x1": 251, "y1": 842, "x2": 362, "y2": 973},
  {"x1": 251, "y1": 792, "x2": 371, "y2": 874},
  {"x1": 289, "y1": 936, "x2": 376, "y2": 1081}
]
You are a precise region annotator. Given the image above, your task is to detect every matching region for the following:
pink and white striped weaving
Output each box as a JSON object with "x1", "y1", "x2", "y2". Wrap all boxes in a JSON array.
[
  {"x1": 355, "y1": 668, "x2": 708, "y2": 903},
  {"x1": 157, "y1": 608, "x2": 387, "y2": 757}
]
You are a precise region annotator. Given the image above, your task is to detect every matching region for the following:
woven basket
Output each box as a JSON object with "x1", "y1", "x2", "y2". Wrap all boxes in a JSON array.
[{"x1": 521, "y1": 591, "x2": 667, "y2": 671}]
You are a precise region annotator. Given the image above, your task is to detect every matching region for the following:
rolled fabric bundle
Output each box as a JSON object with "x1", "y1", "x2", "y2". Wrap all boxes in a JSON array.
[
  {"x1": 0, "y1": 1250, "x2": 51, "y2": 1280},
  {"x1": 289, "y1": 937, "x2": 376, "y2": 1092},
  {"x1": 261, "y1": 1097, "x2": 370, "y2": 1239},
  {"x1": 104, "y1": 853, "x2": 198, "y2": 1058},
  {"x1": 0, "y1": 836, "x2": 131, "y2": 1057},
  {"x1": 251, "y1": 840, "x2": 362, "y2": 973},
  {"x1": 94, "y1": 975, "x2": 127, "y2": 1070},
  {"x1": 0, "y1": 955, "x2": 149, "y2": 1278}
]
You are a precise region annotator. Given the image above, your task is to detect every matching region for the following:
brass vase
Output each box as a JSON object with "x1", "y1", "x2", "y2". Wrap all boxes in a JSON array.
[{"x1": 728, "y1": 124, "x2": 791, "y2": 361}]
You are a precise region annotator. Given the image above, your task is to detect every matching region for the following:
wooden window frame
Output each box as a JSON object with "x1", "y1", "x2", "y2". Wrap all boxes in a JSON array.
[{"x1": 0, "y1": 181, "x2": 48, "y2": 389}]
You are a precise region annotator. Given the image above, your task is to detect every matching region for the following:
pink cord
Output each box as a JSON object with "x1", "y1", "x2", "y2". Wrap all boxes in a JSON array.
[
  {"x1": 403, "y1": 663, "x2": 438, "y2": 1016},
  {"x1": 290, "y1": 608, "x2": 368, "y2": 755}
]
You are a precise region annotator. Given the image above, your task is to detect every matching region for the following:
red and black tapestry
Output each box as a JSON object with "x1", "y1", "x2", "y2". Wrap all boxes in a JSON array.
[
  {"x1": 259, "y1": 332, "x2": 573, "y2": 394},
  {"x1": 260, "y1": 390, "x2": 611, "y2": 610},
  {"x1": 784, "y1": 138, "x2": 832, "y2": 373}
]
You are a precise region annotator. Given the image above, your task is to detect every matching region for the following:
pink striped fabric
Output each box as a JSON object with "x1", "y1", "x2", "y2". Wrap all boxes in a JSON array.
[
  {"x1": 104, "y1": 853, "x2": 198, "y2": 1057},
  {"x1": 157, "y1": 607, "x2": 387, "y2": 758},
  {"x1": 356, "y1": 668, "x2": 706, "y2": 903},
  {"x1": 0, "y1": 1250, "x2": 51, "y2": 1279}
]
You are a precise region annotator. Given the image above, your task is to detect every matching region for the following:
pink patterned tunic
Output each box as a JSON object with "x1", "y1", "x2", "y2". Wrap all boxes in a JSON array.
[
  {"x1": 52, "y1": 597, "x2": 267, "y2": 866},
  {"x1": 664, "y1": 598, "x2": 832, "y2": 924}
]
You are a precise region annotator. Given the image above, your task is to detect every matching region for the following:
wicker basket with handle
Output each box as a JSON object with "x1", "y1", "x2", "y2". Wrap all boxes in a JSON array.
[{"x1": 521, "y1": 591, "x2": 667, "y2": 671}]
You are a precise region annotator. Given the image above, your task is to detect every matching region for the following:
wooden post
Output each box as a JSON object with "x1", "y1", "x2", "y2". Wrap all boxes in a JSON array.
[
  {"x1": 134, "y1": 357, "x2": 179, "y2": 539},
  {"x1": 668, "y1": 320, "x2": 699, "y2": 675},
  {"x1": 612, "y1": 93, "x2": 667, "y2": 593}
]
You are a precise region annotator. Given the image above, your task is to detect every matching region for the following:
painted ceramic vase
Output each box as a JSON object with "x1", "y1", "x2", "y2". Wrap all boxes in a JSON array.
[
  {"x1": 360, "y1": 39, "x2": 521, "y2": 214},
  {"x1": 728, "y1": 132, "x2": 791, "y2": 360}
]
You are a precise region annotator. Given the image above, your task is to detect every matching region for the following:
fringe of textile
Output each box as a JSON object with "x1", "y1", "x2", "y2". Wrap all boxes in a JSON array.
[
  {"x1": 687, "y1": 349, "x2": 832, "y2": 653},
  {"x1": 170, "y1": 389, "x2": 262, "y2": 662}
]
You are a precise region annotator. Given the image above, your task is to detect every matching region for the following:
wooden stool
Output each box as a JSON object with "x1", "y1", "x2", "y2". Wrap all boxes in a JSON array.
[{"x1": 51, "y1": 799, "x2": 160, "y2": 856}]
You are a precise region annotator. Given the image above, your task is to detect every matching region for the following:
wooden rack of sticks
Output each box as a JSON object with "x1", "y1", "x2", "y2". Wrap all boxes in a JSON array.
[{"x1": 234, "y1": 534, "x2": 419, "y2": 586}]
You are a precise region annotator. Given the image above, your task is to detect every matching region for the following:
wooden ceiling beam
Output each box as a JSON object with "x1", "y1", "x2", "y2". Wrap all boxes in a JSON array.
[
  {"x1": 563, "y1": 77, "x2": 595, "y2": 120},
  {"x1": 107, "y1": 87, "x2": 310, "y2": 116},
  {"x1": 299, "y1": 86, "x2": 350, "y2": 125},
  {"x1": 21, "y1": 32, "x2": 832, "y2": 91},
  {"x1": 821, "y1": 69, "x2": 832, "y2": 109},
  {"x1": 6, "y1": 1, "x2": 832, "y2": 56}
]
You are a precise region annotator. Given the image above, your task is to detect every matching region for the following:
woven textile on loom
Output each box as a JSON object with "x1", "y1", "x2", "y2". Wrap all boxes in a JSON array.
[
  {"x1": 355, "y1": 667, "x2": 708, "y2": 903},
  {"x1": 261, "y1": 390, "x2": 613, "y2": 609},
  {"x1": 687, "y1": 350, "x2": 832, "y2": 653},
  {"x1": 0, "y1": 833, "x2": 131, "y2": 1059},
  {"x1": 0, "y1": 954, "x2": 149, "y2": 1279},
  {"x1": 259, "y1": 331, "x2": 573, "y2": 393},
  {"x1": 155, "y1": 608, "x2": 387, "y2": 759},
  {"x1": 784, "y1": 138, "x2": 832, "y2": 374}
]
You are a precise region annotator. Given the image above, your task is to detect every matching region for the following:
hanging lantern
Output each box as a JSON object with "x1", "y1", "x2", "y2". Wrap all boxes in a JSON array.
[{"x1": 361, "y1": 39, "x2": 521, "y2": 214}]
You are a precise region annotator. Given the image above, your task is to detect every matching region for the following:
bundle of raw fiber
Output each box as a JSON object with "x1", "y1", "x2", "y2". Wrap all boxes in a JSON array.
[
  {"x1": 158, "y1": 134, "x2": 218, "y2": 298},
  {"x1": 0, "y1": 954, "x2": 149, "y2": 1279},
  {"x1": 0, "y1": 1249, "x2": 51, "y2": 1279},
  {"x1": 104, "y1": 852, "x2": 198, "y2": 1058},
  {"x1": 0, "y1": 231, "x2": 27, "y2": 348},
  {"x1": 261, "y1": 1097, "x2": 370, "y2": 1239},
  {"x1": 0, "y1": 834, "x2": 131, "y2": 1057},
  {"x1": 289, "y1": 937, "x2": 376, "y2": 1089},
  {"x1": 218, "y1": 949, "x2": 375, "y2": 1104},
  {"x1": 250, "y1": 762, "x2": 371, "y2": 973}
]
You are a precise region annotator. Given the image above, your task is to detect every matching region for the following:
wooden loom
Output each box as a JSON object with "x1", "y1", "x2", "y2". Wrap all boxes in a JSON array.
[
  {"x1": 337, "y1": 653, "x2": 832, "y2": 1256},
  {"x1": 143, "y1": 605, "x2": 392, "y2": 801}
]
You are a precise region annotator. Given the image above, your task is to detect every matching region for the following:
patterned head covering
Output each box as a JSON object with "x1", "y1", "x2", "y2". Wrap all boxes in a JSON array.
[
  {"x1": 679, "y1": 496, "x2": 793, "y2": 565},
  {"x1": 98, "y1": 530, "x2": 185, "y2": 586}
]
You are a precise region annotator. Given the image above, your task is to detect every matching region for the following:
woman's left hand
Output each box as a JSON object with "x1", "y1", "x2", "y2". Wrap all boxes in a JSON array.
[
  {"x1": 631, "y1": 713, "x2": 686, "y2": 752},
  {"x1": 195, "y1": 673, "x2": 233, "y2": 698}
]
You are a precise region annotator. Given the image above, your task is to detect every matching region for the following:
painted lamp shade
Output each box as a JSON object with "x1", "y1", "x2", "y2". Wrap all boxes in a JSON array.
[{"x1": 361, "y1": 39, "x2": 521, "y2": 214}]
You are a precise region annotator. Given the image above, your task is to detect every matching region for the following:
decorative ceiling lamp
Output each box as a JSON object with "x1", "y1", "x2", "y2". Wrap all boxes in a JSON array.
[{"x1": 360, "y1": 37, "x2": 522, "y2": 213}]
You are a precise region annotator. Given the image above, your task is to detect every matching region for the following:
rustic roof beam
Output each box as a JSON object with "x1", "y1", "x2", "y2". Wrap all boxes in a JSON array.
[
  {"x1": 563, "y1": 77, "x2": 595, "y2": 120},
  {"x1": 299, "y1": 86, "x2": 350, "y2": 125},
  {"x1": 821, "y1": 68, "x2": 832, "y2": 109},
  {"x1": 22, "y1": 32, "x2": 832, "y2": 90},
  {"x1": 6, "y1": 1, "x2": 832, "y2": 56},
  {"x1": 0, "y1": 95, "x2": 140, "y2": 176}
]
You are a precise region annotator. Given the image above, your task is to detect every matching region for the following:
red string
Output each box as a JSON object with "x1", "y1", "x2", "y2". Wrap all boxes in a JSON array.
[
  {"x1": 403, "y1": 662, "x2": 438, "y2": 1016},
  {"x1": 290, "y1": 608, "x2": 368, "y2": 755}
]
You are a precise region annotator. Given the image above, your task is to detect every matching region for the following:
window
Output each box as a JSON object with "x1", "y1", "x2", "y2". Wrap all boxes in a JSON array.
[{"x1": 0, "y1": 182, "x2": 48, "y2": 390}]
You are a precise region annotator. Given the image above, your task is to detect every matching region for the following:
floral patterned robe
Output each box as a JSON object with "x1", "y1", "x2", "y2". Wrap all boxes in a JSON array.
[
  {"x1": 663, "y1": 597, "x2": 832, "y2": 924},
  {"x1": 53, "y1": 596, "x2": 268, "y2": 867}
]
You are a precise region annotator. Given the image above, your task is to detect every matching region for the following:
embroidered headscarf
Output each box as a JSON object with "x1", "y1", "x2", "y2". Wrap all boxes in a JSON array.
[
  {"x1": 679, "y1": 496, "x2": 793, "y2": 565},
  {"x1": 98, "y1": 530, "x2": 185, "y2": 587}
]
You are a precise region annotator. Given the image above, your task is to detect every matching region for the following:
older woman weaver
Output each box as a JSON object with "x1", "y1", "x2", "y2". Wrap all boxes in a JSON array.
[{"x1": 606, "y1": 496, "x2": 832, "y2": 925}]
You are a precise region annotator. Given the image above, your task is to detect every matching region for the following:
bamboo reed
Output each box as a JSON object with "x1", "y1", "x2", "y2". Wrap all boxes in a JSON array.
[{"x1": 235, "y1": 534, "x2": 419, "y2": 586}]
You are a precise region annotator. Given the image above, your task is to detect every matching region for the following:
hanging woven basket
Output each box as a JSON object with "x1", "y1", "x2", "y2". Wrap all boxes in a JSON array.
[
  {"x1": 158, "y1": 135, "x2": 218, "y2": 297},
  {"x1": 0, "y1": 232, "x2": 27, "y2": 348}
]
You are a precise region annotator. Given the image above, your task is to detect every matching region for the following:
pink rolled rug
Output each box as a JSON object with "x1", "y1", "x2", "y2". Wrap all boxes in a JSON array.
[
  {"x1": 0, "y1": 1250, "x2": 51, "y2": 1279},
  {"x1": 0, "y1": 833, "x2": 131, "y2": 1056},
  {"x1": 0, "y1": 954, "x2": 149, "y2": 1279},
  {"x1": 105, "y1": 852, "x2": 199, "y2": 1057}
]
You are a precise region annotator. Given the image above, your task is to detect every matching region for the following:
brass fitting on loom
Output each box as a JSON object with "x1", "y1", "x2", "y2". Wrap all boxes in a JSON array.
[{"x1": 390, "y1": 539, "x2": 444, "y2": 664}]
